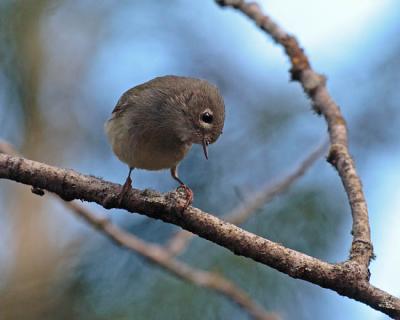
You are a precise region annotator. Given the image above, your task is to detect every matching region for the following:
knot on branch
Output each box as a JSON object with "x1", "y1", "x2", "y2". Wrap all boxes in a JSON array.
[
  {"x1": 31, "y1": 186, "x2": 45, "y2": 196},
  {"x1": 301, "y1": 69, "x2": 326, "y2": 96},
  {"x1": 350, "y1": 239, "x2": 375, "y2": 266},
  {"x1": 326, "y1": 143, "x2": 346, "y2": 167},
  {"x1": 279, "y1": 36, "x2": 310, "y2": 81}
]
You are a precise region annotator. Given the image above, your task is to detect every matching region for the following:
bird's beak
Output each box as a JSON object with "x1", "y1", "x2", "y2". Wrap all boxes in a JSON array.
[{"x1": 202, "y1": 138, "x2": 209, "y2": 160}]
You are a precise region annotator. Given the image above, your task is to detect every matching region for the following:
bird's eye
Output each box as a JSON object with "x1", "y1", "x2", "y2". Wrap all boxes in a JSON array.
[{"x1": 201, "y1": 112, "x2": 213, "y2": 124}]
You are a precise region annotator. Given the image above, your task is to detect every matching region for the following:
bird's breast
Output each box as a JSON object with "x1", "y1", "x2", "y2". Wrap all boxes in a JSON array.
[
  {"x1": 130, "y1": 135, "x2": 192, "y2": 170},
  {"x1": 106, "y1": 116, "x2": 192, "y2": 170}
]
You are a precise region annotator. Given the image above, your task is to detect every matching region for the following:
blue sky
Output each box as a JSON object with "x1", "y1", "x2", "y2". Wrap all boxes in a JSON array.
[
  {"x1": 82, "y1": 2, "x2": 400, "y2": 317},
  {"x1": 1, "y1": 1, "x2": 399, "y2": 319}
]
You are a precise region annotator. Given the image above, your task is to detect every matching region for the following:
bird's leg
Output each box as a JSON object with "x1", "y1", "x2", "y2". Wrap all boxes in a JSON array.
[
  {"x1": 119, "y1": 167, "x2": 134, "y2": 205},
  {"x1": 170, "y1": 166, "x2": 193, "y2": 210}
]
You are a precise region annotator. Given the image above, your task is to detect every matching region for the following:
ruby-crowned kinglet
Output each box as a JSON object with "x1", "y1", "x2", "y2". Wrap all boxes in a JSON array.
[{"x1": 105, "y1": 75, "x2": 225, "y2": 206}]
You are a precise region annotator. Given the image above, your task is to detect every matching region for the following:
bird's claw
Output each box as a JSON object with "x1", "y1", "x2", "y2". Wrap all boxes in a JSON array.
[
  {"x1": 176, "y1": 184, "x2": 193, "y2": 211},
  {"x1": 118, "y1": 176, "x2": 132, "y2": 205}
]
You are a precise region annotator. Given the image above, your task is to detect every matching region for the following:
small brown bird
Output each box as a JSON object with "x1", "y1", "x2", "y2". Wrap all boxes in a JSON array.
[{"x1": 105, "y1": 75, "x2": 225, "y2": 206}]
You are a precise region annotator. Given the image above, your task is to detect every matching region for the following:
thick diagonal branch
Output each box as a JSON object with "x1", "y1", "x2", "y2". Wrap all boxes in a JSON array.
[
  {"x1": 216, "y1": 0, "x2": 373, "y2": 267},
  {"x1": 166, "y1": 141, "x2": 327, "y2": 256},
  {"x1": 0, "y1": 141, "x2": 276, "y2": 320},
  {"x1": 0, "y1": 154, "x2": 399, "y2": 318}
]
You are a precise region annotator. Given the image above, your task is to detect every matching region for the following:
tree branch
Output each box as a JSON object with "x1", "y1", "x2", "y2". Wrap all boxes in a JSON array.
[
  {"x1": 0, "y1": 141, "x2": 276, "y2": 320},
  {"x1": 216, "y1": 0, "x2": 373, "y2": 269},
  {"x1": 66, "y1": 202, "x2": 277, "y2": 320},
  {"x1": 0, "y1": 154, "x2": 399, "y2": 318},
  {"x1": 0, "y1": 1, "x2": 395, "y2": 317},
  {"x1": 166, "y1": 141, "x2": 327, "y2": 256}
]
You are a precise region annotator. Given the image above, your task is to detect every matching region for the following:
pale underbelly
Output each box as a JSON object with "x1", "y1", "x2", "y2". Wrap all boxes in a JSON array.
[
  {"x1": 111, "y1": 133, "x2": 191, "y2": 170},
  {"x1": 126, "y1": 143, "x2": 191, "y2": 170},
  {"x1": 105, "y1": 116, "x2": 192, "y2": 170}
]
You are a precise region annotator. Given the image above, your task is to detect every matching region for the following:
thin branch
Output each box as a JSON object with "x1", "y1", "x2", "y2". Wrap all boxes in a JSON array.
[
  {"x1": 165, "y1": 230, "x2": 195, "y2": 257},
  {"x1": 67, "y1": 202, "x2": 277, "y2": 320},
  {"x1": 227, "y1": 141, "x2": 327, "y2": 225},
  {"x1": 0, "y1": 154, "x2": 399, "y2": 318},
  {"x1": 216, "y1": 0, "x2": 373, "y2": 268},
  {"x1": 0, "y1": 141, "x2": 276, "y2": 320},
  {"x1": 166, "y1": 141, "x2": 327, "y2": 256}
]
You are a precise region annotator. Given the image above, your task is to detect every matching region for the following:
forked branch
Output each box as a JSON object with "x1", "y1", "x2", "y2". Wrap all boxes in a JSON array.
[
  {"x1": 216, "y1": 0, "x2": 373, "y2": 268},
  {"x1": 0, "y1": 154, "x2": 399, "y2": 318},
  {"x1": 0, "y1": 1, "x2": 396, "y2": 318}
]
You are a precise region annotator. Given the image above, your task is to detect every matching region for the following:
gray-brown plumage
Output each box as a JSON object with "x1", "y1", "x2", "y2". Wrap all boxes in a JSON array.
[{"x1": 105, "y1": 75, "x2": 225, "y2": 206}]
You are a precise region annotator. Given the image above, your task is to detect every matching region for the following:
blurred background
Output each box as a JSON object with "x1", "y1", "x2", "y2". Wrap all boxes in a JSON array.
[{"x1": 0, "y1": 0, "x2": 399, "y2": 319}]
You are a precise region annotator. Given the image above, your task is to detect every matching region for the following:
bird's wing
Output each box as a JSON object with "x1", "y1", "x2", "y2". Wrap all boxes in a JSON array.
[
  {"x1": 111, "y1": 86, "x2": 144, "y2": 116},
  {"x1": 111, "y1": 76, "x2": 190, "y2": 117}
]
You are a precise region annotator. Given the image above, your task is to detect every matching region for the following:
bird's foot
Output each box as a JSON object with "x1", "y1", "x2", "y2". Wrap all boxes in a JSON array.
[
  {"x1": 176, "y1": 184, "x2": 193, "y2": 211},
  {"x1": 118, "y1": 176, "x2": 132, "y2": 205}
]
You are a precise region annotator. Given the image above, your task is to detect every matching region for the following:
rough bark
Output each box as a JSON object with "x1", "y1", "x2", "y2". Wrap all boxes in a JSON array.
[{"x1": 0, "y1": 154, "x2": 399, "y2": 318}]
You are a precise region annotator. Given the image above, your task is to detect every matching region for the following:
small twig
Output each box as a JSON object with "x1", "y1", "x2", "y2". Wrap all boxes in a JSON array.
[
  {"x1": 67, "y1": 202, "x2": 277, "y2": 320},
  {"x1": 166, "y1": 141, "x2": 327, "y2": 256},
  {"x1": 226, "y1": 141, "x2": 327, "y2": 225},
  {"x1": 216, "y1": 0, "x2": 373, "y2": 268}
]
